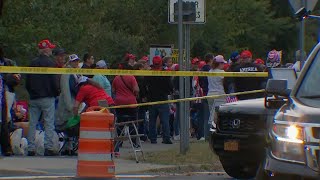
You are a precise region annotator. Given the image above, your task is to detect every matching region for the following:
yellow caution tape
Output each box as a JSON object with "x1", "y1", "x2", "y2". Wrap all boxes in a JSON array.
[
  {"x1": 0, "y1": 66, "x2": 268, "y2": 77},
  {"x1": 107, "y1": 89, "x2": 265, "y2": 109}
]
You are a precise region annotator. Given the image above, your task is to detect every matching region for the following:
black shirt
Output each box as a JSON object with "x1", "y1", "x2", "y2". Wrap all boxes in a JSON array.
[
  {"x1": 199, "y1": 64, "x2": 211, "y2": 96},
  {"x1": 145, "y1": 75, "x2": 173, "y2": 102},
  {"x1": 233, "y1": 62, "x2": 265, "y2": 100}
]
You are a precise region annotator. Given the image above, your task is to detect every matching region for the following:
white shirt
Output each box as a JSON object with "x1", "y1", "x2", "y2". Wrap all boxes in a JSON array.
[{"x1": 208, "y1": 69, "x2": 225, "y2": 94}]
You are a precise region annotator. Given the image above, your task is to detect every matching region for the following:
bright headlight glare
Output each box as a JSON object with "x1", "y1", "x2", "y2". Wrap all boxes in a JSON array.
[
  {"x1": 287, "y1": 125, "x2": 299, "y2": 139},
  {"x1": 272, "y1": 124, "x2": 304, "y2": 143}
]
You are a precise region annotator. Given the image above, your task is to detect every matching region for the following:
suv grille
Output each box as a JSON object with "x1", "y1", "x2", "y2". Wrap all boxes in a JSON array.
[{"x1": 218, "y1": 114, "x2": 264, "y2": 133}]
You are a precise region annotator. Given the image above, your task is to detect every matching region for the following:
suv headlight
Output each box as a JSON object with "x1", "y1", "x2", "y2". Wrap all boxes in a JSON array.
[
  {"x1": 271, "y1": 123, "x2": 305, "y2": 163},
  {"x1": 272, "y1": 124, "x2": 304, "y2": 143}
]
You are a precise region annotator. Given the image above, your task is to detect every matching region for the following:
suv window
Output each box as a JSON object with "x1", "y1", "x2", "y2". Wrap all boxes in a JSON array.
[{"x1": 296, "y1": 50, "x2": 320, "y2": 107}]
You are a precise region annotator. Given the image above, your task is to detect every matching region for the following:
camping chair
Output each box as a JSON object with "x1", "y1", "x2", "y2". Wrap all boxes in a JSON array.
[{"x1": 57, "y1": 116, "x2": 80, "y2": 156}]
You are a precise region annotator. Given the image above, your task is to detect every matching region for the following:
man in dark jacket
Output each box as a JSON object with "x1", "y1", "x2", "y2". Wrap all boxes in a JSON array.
[
  {"x1": 26, "y1": 39, "x2": 60, "y2": 156},
  {"x1": 233, "y1": 50, "x2": 265, "y2": 100},
  {"x1": 145, "y1": 56, "x2": 173, "y2": 144},
  {"x1": 198, "y1": 53, "x2": 214, "y2": 140}
]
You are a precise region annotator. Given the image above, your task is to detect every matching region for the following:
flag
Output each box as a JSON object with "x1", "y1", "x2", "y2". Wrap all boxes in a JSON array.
[{"x1": 226, "y1": 96, "x2": 238, "y2": 103}]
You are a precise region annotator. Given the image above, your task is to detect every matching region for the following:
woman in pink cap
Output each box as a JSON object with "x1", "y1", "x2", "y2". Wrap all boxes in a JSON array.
[{"x1": 207, "y1": 55, "x2": 227, "y2": 127}]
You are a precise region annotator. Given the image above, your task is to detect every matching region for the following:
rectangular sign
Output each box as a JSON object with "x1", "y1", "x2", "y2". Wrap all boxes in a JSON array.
[
  {"x1": 168, "y1": 0, "x2": 206, "y2": 24},
  {"x1": 172, "y1": 49, "x2": 186, "y2": 63},
  {"x1": 149, "y1": 44, "x2": 173, "y2": 65}
]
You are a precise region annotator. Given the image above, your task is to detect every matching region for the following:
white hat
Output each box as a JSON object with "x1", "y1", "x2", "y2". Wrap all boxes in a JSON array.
[
  {"x1": 77, "y1": 76, "x2": 88, "y2": 86},
  {"x1": 96, "y1": 60, "x2": 107, "y2": 68},
  {"x1": 69, "y1": 54, "x2": 80, "y2": 62}
]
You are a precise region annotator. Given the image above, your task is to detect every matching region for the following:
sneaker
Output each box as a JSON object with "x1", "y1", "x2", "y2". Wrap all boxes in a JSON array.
[
  {"x1": 44, "y1": 149, "x2": 58, "y2": 156},
  {"x1": 173, "y1": 135, "x2": 180, "y2": 141},
  {"x1": 150, "y1": 140, "x2": 157, "y2": 144},
  {"x1": 27, "y1": 151, "x2": 36, "y2": 156},
  {"x1": 162, "y1": 139, "x2": 173, "y2": 144},
  {"x1": 198, "y1": 137, "x2": 205, "y2": 141}
]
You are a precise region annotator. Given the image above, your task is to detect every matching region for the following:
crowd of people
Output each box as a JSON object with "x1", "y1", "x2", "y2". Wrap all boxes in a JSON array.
[{"x1": 0, "y1": 39, "x2": 292, "y2": 157}]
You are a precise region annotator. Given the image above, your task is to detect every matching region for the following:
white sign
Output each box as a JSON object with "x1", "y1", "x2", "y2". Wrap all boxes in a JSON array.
[
  {"x1": 289, "y1": 0, "x2": 318, "y2": 12},
  {"x1": 168, "y1": 0, "x2": 206, "y2": 24},
  {"x1": 149, "y1": 44, "x2": 173, "y2": 65}
]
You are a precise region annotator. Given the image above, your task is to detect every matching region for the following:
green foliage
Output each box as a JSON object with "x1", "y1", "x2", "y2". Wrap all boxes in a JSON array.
[{"x1": 0, "y1": 0, "x2": 318, "y2": 65}]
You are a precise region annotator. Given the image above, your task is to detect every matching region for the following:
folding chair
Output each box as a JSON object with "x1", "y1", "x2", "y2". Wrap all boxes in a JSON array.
[
  {"x1": 98, "y1": 100, "x2": 145, "y2": 163},
  {"x1": 114, "y1": 116, "x2": 145, "y2": 163}
]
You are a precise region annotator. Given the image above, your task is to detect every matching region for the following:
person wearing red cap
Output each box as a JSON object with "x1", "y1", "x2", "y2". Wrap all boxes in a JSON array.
[
  {"x1": 254, "y1": 58, "x2": 266, "y2": 71},
  {"x1": 232, "y1": 50, "x2": 266, "y2": 100},
  {"x1": 145, "y1": 56, "x2": 174, "y2": 144},
  {"x1": 26, "y1": 39, "x2": 60, "y2": 156},
  {"x1": 198, "y1": 61, "x2": 206, "y2": 70},
  {"x1": 240, "y1": 50, "x2": 253, "y2": 64}
]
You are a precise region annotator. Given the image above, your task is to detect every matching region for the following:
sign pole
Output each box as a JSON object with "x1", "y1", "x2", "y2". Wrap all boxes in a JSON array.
[
  {"x1": 184, "y1": 24, "x2": 191, "y2": 151},
  {"x1": 299, "y1": 0, "x2": 306, "y2": 70},
  {"x1": 178, "y1": 0, "x2": 186, "y2": 155}
]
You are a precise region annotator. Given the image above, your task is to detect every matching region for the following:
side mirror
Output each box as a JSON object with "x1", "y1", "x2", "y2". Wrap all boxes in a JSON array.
[{"x1": 266, "y1": 79, "x2": 291, "y2": 97}]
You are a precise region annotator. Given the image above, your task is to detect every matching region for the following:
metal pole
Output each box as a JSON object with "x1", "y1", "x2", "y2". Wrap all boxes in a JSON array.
[
  {"x1": 178, "y1": 0, "x2": 186, "y2": 155},
  {"x1": 299, "y1": 19, "x2": 305, "y2": 70},
  {"x1": 299, "y1": 0, "x2": 305, "y2": 70},
  {"x1": 184, "y1": 24, "x2": 191, "y2": 150}
]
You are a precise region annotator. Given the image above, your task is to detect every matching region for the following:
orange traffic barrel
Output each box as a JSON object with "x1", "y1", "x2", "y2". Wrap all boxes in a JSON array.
[{"x1": 76, "y1": 106, "x2": 115, "y2": 179}]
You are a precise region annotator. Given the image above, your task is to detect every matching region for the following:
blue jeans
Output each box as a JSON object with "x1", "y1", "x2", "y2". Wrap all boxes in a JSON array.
[
  {"x1": 148, "y1": 104, "x2": 170, "y2": 142},
  {"x1": 27, "y1": 97, "x2": 55, "y2": 151}
]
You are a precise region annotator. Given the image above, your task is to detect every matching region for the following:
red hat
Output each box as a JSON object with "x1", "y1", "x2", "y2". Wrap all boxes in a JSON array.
[
  {"x1": 254, "y1": 58, "x2": 265, "y2": 65},
  {"x1": 198, "y1": 61, "x2": 206, "y2": 69},
  {"x1": 38, "y1": 39, "x2": 56, "y2": 49},
  {"x1": 141, "y1": 56, "x2": 149, "y2": 61},
  {"x1": 152, "y1": 56, "x2": 162, "y2": 66},
  {"x1": 240, "y1": 50, "x2": 252, "y2": 59},
  {"x1": 191, "y1": 58, "x2": 200, "y2": 65}
]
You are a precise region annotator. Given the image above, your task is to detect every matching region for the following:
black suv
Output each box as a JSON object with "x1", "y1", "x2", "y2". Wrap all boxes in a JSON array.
[{"x1": 209, "y1": 68, "x2": 296, "y2": 179}]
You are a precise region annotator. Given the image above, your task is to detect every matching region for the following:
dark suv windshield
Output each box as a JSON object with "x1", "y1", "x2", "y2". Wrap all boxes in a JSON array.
[{"x1": 296, "y1": 50, "x2": 320, "y2": 107}]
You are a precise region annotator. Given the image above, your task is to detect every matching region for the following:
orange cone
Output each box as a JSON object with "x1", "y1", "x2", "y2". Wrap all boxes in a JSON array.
[{"x1": 76, "y1": 107, "x2": 115, "y2": 179}]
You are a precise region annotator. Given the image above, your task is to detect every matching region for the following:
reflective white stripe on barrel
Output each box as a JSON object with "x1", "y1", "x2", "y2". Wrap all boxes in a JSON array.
[
  {"x1": 78, "y1": 153, "x2": 113, "y2": 161},
  {"x1": 80, "y1": 131, "x2": 113, "y2": 139}
]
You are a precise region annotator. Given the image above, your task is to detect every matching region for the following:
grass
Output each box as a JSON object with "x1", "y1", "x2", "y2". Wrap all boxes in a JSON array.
[{"x1": 130, "y1": 141, "x2": 223, "y2": 173}]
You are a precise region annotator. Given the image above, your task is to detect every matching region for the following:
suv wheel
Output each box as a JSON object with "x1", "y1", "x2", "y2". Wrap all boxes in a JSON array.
[{"x1": 219, "y1": 157, "x2": 258, "y2": 179}]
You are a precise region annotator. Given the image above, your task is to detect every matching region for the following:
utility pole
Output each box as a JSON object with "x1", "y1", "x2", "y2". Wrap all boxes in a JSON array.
[
  {"x1": 183, "y1": 24, "x2": 191, "y2": 153},
  {"x1": 177, "y1": 0, "x2": 186, "y2": 155}
]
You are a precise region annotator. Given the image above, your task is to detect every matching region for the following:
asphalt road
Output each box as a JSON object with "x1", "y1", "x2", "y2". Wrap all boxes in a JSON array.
[
  {"x1": 151, "y1": 174, "x2": 233, "y2": 180},
  {"x1": 0, "y1": 173, "x2": 235, "y2": 180},
  {"x1": 0, "y1": 175, "x2": 234, "y2": 180}
]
